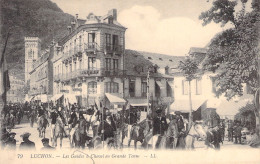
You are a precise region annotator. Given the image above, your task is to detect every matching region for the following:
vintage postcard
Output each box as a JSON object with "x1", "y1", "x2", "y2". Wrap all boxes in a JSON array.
[{"x1": 0, "y1": 0, "x2": 260, "y2": 163}]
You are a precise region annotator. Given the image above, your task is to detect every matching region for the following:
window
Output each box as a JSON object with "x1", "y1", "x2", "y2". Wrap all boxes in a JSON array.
[
  {"x1": 167, "y1": 82, "x2": 172, "y2": 97},
  {"x1": 105, "y1": 82, "x2": 119, "y2": 93},
  {"x1": 88, "y1": 57, "x2": 96, "y2": 70},
  {"x1": 159, "y1": 58, "x2": 162, "y2": 61},
  {"x1": 79, "y1": 58, "x2": 82, "y2": 69},
  {"x1": 105, "y1": 58, "x2": 112, "y2": 70},
  {"x1": 113, "y1": 59, "x2": 119, "y2": 70},
  {"x1": 105, "y1": 34, "x2": 111, "y2": 49},
  {"x1": 88, "y1": 81, "x2": 97, "y2": 94},
  {"x1": 129, "y1": 80, "x2": 135, "y2": 97},
  {"x1": 148, "y1": 57, "x2": 152, "y2": 60},
  {"x1": 88, "y1": 33, "x2": 95, "y2": 43},
  {"x1": 141, "y1": 82, "x2": 147, "y2": 97},
  {"x1": 195, "y1": 79, "x2": 202, "y2": 95},
  {"x1": 182, "y1": 80, "x2": 188, "y2": 95}
]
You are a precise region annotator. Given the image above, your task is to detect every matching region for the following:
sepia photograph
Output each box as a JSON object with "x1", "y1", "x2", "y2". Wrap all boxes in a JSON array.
[{"x1": 0, "y1": 0, "x2": 260, "y2": 163}]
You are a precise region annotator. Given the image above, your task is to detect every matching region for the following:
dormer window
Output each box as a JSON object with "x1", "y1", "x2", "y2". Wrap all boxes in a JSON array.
[
  {"x1": 108, "y1": 17, "x2": 113, "y2": 24},
  {"x1": 169, "y1": 59, "x2": 173, "y2": 62},
  {"x1": 148, "y1": 57, "x2": 152, "y2": 60},
  {"x1": 159, "y1": 58, "x2": 163, "y2": 61}
]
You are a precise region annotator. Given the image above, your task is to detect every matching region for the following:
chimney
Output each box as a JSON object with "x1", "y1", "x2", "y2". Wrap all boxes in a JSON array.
[{"x1": 109, "y1": 9, "x2": 117, "y2": 21}]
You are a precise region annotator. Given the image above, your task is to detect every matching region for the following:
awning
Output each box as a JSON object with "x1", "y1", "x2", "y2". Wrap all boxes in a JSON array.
[
  {"x1": 215, "y1": 97, "x2": 253, "y2": 118},
  {"x1": 170, "y1": 99, "x2": 207, "y2": 113},
  {"x1": 105, "y1": 93, "x2": 126, "y2": 104},
  {"x1": 127, "y1": 98, "x2": 150, "y2": 107},
  {"x1": 40, "y1": 94, "x2": 48, "y2": 103},
  {"x1": 64, "y1": 94, "x2": 77, "y2": 104},
  {"x1": 156, "y1": 81, "x2": 164, "y2": 89},
  {"x1": 51, "y1": 94, "x2": 63, "y2": 101}
]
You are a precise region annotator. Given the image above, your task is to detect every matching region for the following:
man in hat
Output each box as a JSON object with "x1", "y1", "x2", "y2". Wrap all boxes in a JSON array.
[
  {"x1": 5, "y1": 132, "x2": 17, "y2": 150},
  {"x1": 152, "y1": 108, "x2": 167, "y2": 148},
  {"x1": 41, "y1": 138, "x2": 55, "y2": 150},
  {"x1": 227, "y1": 120, "x2": 234, "y2": 142},
  {"x1": 19, "y1": 132, "x2": 35, "y2": 150},
  {"x1": 77, "y1": 112, "x2": 87, "y2": 149},
  {"x1": 68, "y1": 107, "x2": 78, "y2": 145},
  {"x1": 234, "y1": 122, "x2": 242, "y2": 144}
]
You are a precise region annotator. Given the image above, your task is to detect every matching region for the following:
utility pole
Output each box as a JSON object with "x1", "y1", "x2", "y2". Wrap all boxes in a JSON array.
[{"x1": 147, "y1": 67, "x2": 150, "y2": 117}]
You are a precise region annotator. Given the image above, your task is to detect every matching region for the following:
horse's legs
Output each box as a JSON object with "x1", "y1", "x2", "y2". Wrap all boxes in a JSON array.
[
  {"x1": 60, "y1": 136, "x2": 63, "y2": 148},
  {"x1": 134, "y1": 140, "x2": 137, "y2": 149},
  {"x1": 128, "y1": 138, "x2": 131, "y2": 147}
]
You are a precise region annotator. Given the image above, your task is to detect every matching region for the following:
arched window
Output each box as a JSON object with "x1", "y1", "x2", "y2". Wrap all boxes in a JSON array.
[{"x1": 88, "y1": 81, "x2": 97, "y2": 94}]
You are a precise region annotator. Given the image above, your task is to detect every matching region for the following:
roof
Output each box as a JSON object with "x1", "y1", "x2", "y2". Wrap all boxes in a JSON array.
[{"x1": 125, "y1": 49, "x2": 184, "y2": 77}]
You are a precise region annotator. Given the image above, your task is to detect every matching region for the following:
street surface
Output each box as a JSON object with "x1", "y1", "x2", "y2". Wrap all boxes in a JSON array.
[{"x1": 8, "y1": 117, "x2": 253, "y2": 151}]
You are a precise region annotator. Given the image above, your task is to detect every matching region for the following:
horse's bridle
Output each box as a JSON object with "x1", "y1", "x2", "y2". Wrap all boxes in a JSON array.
[{"x1": 187, "y1": 123, "x2": 201, "y2": 138}]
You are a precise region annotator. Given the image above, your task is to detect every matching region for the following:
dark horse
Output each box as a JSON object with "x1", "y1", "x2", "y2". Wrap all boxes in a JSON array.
[
  {"x1": 37, "y1": 115, "x2": 49, "y2": 138},
  {"x1": 128, "y1": 119, "x2": 150, "y2": 149}
]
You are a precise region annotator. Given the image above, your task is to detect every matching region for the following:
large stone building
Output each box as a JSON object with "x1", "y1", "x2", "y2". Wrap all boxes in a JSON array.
[
  {"x1": 52, "y1": 9, "x2": 126, "y2": 108},
  {"x1": 7, "y1": 75, "x2": 25, "y2": 103}
]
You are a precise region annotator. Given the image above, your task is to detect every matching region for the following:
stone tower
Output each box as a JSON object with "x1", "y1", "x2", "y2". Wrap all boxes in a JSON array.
[{"x1": 24, "y1": 37, "x2": 41, "y2": 83}]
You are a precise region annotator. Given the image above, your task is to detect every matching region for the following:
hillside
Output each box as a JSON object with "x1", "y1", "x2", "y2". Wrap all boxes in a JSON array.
[{"x1": 1, "y1": 0, "x2": 73, "y2": 79}]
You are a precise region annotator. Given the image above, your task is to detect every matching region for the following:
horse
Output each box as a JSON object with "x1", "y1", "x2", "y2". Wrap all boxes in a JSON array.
[
  {"x1": 185, "y1": 122, "x2": 207, "y2": 149},
  {"x1": 52, "y1": 117, "x2": 65, "y2": 148},
  {"x1": 128, "y1": 119, "x2": 150, "y2": 149},
  {"x1": 37, "y1": 115, "x2": 49, "y2": 138}
]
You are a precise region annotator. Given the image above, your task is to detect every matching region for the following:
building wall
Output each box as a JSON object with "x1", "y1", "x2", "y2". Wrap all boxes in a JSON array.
[{"x1": 7, "y1": 76, "x2": 25, "y2": 103}]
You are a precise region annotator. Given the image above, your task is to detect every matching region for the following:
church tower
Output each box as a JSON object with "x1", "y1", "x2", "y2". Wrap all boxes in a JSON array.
[{"x1": 24, "y1": 37, "x2": 41, "y2": 83}]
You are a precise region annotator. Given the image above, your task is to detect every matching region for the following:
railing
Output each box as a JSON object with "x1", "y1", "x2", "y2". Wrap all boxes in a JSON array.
[
  {"x1": 101, "y1": 68, "x2": 126, "y2": 76},
  {"x1": 105, "y1": 44, "x2": 123, "y2": 54},
  {"x1": 84, "y1": 42, "x2": 99, "y2": 52},
  {"x1": 60, "y1": 69, "x2": 100, "y2": 82}
]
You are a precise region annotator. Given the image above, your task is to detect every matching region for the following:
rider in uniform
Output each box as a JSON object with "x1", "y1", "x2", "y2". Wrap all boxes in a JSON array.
[{"x1": 98, "y1": 114, "x2": 116, "y2": 145}]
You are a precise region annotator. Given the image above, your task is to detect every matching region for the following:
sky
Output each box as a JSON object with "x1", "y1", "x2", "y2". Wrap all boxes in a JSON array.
[{"x1": 50, "y1": 0, "x2": 250, "y2": 56}]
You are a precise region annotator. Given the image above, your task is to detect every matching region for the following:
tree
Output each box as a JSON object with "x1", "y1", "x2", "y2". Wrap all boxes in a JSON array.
[
  {"x1": 178, "y1": 57, "x2": 199, "y2": 129},
  {"x1": 200, "y1": 0, "x2": 260, "y2": 136}
]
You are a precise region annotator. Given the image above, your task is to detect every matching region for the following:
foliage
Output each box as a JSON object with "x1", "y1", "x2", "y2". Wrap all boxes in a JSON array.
[
  {"x1": 178, "y1": 57, "x2": 199, "y2": 81},
  {"x1": 200, "y1": 0, "x2": 260, "y2": 100},
  {"x1": 235, "y1": 103, "x2": 256, "y2": 130},
  {"x1": 1, "y1": 0, "x2": 73, "y2": 79}
]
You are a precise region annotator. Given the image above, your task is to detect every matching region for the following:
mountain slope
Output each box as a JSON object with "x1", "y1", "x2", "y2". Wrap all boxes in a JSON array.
[{"x1": 1, "y1": 0, "x2": 73, "y2": 79}]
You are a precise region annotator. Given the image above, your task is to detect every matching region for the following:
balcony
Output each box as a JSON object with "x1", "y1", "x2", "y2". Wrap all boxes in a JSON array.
[
  {"x1": 105, "y1": 44, "x2": 123, "y2": 54},
  {"x1": 101, "y1": 69, "x2": 126, "y2": 77},
  {"x1": 61, "y1": 69, "x2": 100, "y2": 82},
  {"x1": 84, "y1": 42, "x2": 99, "y2": 53},
  {"x1": 63, "y1": 45, "x2": 84, "y2": 61}
]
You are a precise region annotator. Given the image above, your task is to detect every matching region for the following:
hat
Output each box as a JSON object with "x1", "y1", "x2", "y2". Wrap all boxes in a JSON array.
[
  {"x1": 9, "y1": 132, "x2": 16, "y2": 136},
  {"x1": 41, "y1": 138, "x2": 49, "y2": 143},
  {"x1": 20, "y1": 132, "x2": 31, "y2": 138}
]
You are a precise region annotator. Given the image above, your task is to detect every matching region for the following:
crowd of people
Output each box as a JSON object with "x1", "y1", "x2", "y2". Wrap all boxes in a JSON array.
[{"x1": 0, "y1": 101, "x2": 255, "y2": 151}]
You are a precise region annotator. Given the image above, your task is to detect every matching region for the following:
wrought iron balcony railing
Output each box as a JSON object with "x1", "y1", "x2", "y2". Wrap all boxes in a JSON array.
[{"x1": 104, "y1": 44, "x2": 123, "y2": 54}]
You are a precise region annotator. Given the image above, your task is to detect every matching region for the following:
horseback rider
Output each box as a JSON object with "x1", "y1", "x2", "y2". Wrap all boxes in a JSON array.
[
  {"x1": 175, "y1": 111, "x2": 186, "y2": 149},
  {"x1": 98, "y1": 114, "x2": 116, "y2": 144},
  {"x1": 165, "y1": 112, "x2": 179, "y2": 149},
  {"x1": 68, "y1": 106, "x2": 78, "y2": 145},
  {"x1": 77, "y1": 112, "x2": 87, "y2": 148},
  {"x1": 152, "y1": 109, "x2": 167, "y2": 149}
]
